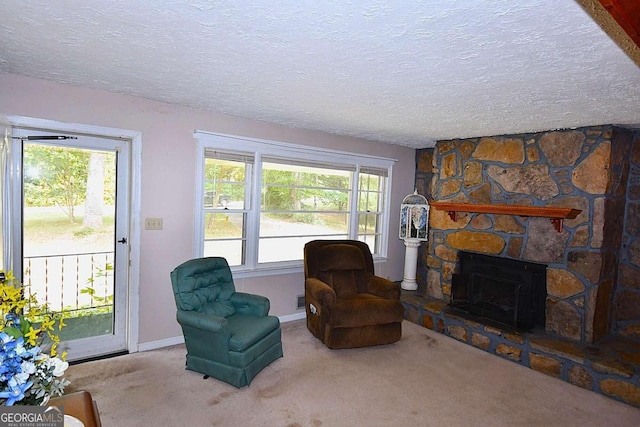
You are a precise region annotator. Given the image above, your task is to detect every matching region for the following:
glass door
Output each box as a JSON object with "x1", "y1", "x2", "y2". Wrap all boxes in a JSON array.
[{"x1": 12, "y1": 127, "x2": 130, "y2": 361}]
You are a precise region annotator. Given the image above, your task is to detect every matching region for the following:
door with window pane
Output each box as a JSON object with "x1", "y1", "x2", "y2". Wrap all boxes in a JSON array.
[{"x1": 13, "y1": 128, "x2": 130, "y2": 361}]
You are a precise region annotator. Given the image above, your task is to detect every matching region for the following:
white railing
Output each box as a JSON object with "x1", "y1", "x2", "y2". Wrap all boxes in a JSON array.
[{"x1": 23, "y1": 252, "x2": 113, "y2": 315}]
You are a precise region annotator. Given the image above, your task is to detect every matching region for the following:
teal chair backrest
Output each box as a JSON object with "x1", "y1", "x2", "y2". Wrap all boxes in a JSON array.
[{"x1": 170, "y1": 257, "x2": 237, "y2": 318}]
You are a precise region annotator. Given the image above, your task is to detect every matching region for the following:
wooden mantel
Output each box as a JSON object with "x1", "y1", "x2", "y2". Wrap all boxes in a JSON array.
[{"x1": 430, "y1": 201, "x2": 582, "y2": 232}]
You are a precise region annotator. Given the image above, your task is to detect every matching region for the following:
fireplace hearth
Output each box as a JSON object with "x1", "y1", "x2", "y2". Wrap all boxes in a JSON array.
[{"x1": 449, "y1": 251, "x2": 547, "y2": 331}]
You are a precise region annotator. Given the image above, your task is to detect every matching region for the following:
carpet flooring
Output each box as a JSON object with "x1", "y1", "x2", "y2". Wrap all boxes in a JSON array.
[{"x1": 64, "y1": 320, "x2": 640, "y2": 426}]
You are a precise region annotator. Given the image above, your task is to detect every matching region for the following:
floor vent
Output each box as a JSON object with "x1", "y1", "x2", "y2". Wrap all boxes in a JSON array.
[{"x1": 297, "y1": 295, "x2": 305, "y2": 309}]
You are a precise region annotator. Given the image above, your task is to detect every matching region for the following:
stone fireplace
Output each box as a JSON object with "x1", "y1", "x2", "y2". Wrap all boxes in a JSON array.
[
  {"x1": 415, "y1": 125, "x2": 640, "y2": 345},
  {"x1": 402, "y1": 125, "x2": 640, "y2": 407}
]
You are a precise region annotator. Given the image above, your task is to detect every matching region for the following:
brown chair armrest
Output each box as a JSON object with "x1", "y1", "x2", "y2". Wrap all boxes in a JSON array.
[
  {"x1": 305, "y1": 278, "x2": 336, "y2": 306},
  {"x1": 366, "y1": 275, "x2": 400, "y2": 300}
]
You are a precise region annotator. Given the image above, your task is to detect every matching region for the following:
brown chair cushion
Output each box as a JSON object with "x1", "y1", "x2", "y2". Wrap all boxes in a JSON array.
[
  {"x1": 317, "y1": 245, "x2": 368, "y2": 297},
  {"x1": 329, "y1": 294, "x2": 404, "y2": 328}
]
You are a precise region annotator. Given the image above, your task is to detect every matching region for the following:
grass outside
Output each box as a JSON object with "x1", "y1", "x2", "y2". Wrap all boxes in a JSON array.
[{"x1": 24, "y1": 206, "x2": 115, "y2": 255}]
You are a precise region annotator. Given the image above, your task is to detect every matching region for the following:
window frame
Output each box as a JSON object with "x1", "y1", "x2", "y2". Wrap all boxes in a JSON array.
[{"x1": 194, "y1": 131, "x2": 395, "y2": 277}]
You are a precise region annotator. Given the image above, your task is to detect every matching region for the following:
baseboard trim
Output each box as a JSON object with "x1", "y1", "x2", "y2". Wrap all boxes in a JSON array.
[
  {"x1": 137, "y1": 312, "x2": 307, "y2": 352},
  {"x1": 279, "y1": 311, "x2": 306, "y2": 323},
  {"x1": 138, "y1": 335, "x2": 185, "y2": 352}
]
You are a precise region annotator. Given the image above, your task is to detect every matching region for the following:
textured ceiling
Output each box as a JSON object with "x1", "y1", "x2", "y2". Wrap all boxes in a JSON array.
[{"x1": 1, "y1": 0, "x2": 640, "y2": 148}]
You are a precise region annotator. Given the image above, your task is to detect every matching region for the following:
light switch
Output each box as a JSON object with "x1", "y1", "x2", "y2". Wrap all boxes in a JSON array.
[{"x1": 145, "y1": 218, "x2": 163, "y2": 230}]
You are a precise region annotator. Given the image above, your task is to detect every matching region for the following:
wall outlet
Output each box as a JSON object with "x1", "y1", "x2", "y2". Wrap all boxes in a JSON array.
[
  {"x1": 145, "y1": 218, "x2": 163, "y2": 230},
  {"x1": 297, "y1": 295, "x2": 305, "y2": 309}
]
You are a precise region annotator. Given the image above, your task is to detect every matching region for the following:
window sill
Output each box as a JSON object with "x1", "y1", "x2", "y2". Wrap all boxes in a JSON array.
[
  {"x1": 230, "y1": 256, "x2": 390, "y2": 279},
  {"x1": 232, "y1": 264, "x2": 304, "y2": 279}
]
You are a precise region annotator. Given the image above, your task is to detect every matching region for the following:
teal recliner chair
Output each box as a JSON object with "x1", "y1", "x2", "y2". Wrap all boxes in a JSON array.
[{"x1": 170, "y1": 257, "x2": 283, "y2": 388}]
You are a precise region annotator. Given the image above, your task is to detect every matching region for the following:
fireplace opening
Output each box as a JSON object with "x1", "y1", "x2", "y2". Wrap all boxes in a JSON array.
[{"x1": 449, "y1": 251, "x2": 547, "y2": 331}]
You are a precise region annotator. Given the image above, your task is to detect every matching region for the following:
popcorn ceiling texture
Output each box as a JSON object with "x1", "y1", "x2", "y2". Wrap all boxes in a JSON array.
[{"x1": 1, "y1": 0, "x2": 639, "y2": 147}]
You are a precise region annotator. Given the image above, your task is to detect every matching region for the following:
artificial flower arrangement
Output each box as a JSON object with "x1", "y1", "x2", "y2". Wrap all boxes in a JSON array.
[{"x1": 0, "y1": 270, "x2": 70, "y2": 405}]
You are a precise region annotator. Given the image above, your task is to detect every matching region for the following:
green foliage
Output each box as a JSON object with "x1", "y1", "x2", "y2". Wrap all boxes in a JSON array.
[
  {"x1": 73, "y1": 227, "x2": 95, "y2": 237},
  {"x1": 206, "y1": 158, "x2": 361, "y2": 217},
  {"x1": 24, "y1": 145, "x2": 89, "y2": 220},
  {"x1": 77, "y1": 287, "x2": 113, "y2": 316},
  {"x1": 262, "y1": 170, "x2": 297, "y2": 211},
  {"x1": 358, "y1": 213, "x2": 379, "y2": 233},
  {"x1": 23, "y1": 144, "x2": 116, "y2": 222},
  {"x1": 262, "y1": 167, "x2": 350, "y2": 212},
  {"x1": 79, "y1": 263, "x2": 114, "y2": 315},
  {"x1": 204, "y1": 159, "x2": 246, "y2": 203},
  {"x1": 319, "y1": 177, "x2": 350, "y2": 211},
  {"x1": 292, "y1": 212, "x2": 317, "y2": 224}
]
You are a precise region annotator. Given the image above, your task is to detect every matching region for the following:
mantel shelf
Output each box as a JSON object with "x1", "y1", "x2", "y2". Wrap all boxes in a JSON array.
[{"x1": 430, "y1": 202, "x2": 582, "y2": 232}]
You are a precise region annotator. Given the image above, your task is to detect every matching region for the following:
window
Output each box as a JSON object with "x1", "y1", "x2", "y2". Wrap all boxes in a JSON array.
[
  {"x1": 202, "y1": 150, "x2": 253, "y2": 267},
  {"x1": 194, "y1": 132, "x2": 394, "y2": 273},
  {"x1": 357, "y1": 167, "x2": 388, "y2": 254}
]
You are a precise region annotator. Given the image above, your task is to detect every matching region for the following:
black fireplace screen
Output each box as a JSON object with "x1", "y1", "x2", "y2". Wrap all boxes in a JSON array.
[{"x1": 450, "y1": 251, "x2": 547, "y2": 331}]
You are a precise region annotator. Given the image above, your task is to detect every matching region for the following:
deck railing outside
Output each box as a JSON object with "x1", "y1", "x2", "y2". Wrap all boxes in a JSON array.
[{"x1": 23, "y1": 251, "x2": 114, "y2": 316}]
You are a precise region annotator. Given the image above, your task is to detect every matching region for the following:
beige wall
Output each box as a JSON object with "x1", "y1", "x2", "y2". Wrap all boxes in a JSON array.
[{"x1": 0, "y1": 72, "x2": 416, "y2": 347}]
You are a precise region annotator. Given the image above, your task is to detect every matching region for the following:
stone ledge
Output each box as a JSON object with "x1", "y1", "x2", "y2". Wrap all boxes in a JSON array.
[
  {"x1": 401, "y1": 290, "x2": 640, "y2": 408},
  {"x1": 529, "y1": 336, "x2": 588, "y2": 364}
]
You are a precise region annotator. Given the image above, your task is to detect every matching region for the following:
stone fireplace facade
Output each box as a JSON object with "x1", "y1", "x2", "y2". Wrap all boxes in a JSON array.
[{"x1": 414, "y1": 125, "x2": 640, "y2": 345}]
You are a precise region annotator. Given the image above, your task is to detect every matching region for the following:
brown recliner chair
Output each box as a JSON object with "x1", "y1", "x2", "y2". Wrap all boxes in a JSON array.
[{"x1": 303, "y1": 240, "x2": 404, "y2": 349}]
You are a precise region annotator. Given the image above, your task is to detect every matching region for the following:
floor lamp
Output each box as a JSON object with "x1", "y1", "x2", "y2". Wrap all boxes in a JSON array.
[{"x1": 399, "y1": 191, "x2": 430, "y2": 291}]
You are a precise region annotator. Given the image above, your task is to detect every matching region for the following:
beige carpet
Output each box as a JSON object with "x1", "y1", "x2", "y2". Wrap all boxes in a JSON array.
[{"x1": 65, "y1": 320, "x2": 640, "y2": 426}]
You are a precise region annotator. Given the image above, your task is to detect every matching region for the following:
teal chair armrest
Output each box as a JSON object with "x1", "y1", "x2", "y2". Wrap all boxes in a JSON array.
[
  {"x1": 177, "y1": 309, "x2": 229, "y2": 333},
  {"x1": 231, "y1": 292, "x2": 270, "y2": 316}
]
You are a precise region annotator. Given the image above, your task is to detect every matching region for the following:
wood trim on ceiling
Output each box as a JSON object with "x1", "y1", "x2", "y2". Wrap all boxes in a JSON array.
[
  {"x1": 576, "y1": 0, "x2": 640, "y2": 67},
  {"x1": 598, "y1": 0, "x2": 640, "y2": 47}
]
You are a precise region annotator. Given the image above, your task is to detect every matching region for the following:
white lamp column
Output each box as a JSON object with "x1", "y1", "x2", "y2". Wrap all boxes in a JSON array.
[
  {"x1": 399, "y1": 191, "x2": 430, "y2": 292},
  {"x1": 401, "y1": 239, "x2": 421, "y2": 290}
]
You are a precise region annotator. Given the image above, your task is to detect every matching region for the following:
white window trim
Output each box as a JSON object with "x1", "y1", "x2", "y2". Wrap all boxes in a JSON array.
[{"x1": 193, "y1": 131, "x2": 396, "y2": 277}]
